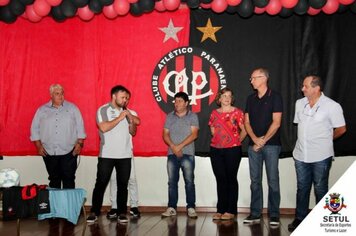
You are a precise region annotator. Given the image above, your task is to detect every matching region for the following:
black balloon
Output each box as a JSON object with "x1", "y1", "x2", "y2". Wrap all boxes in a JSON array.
[
  {"x1": 89, "y1": 0, "x2": 103, "y2": 13},
  {"x1": 61, "y1": 0, "x2": 77, "y2": 17},
  {"x1": 199, "y1": 0, "x2": 213, "y2": 4},
  {"x1": 338, "y1": 4, "x2": 349, "y2": 13},
  {"x1": 308, "y1": 0, "x2": 326, "y2": 9},
  {"x1": 9, "y1": 0, "x2": 26, "y2": 16},
  {"x1": 139, "y1": 0, "x2": 155, "y2": 12},
  {"x1": 294, "y1": 0, "x2": 309, "y2": 15},
  {"x1": 130, "y1": 2, "x2": 143, "y2": 16},
  {"x1": 350, "y1": 1, "x2": 356, "y2": 13},
  {"x1": 72, "y1": 0, "x2": 89, "y2": 8},
  {"x1": 51, "y1": 6, "x2": 67, "y2": 22},
  {"x1": 253, "y1": 0, "x2": 269, "y2": 8},
  {"x1": 98, "y1": 0, "x2": 113, "y2": 6},
  {"x1": 237, "y1": 0, "x2": 254, "y2": 18},
  {"x1": 226, "y1": 5, "x2": 238, "y2": 14},
  {"x1": 279, "y1": 7, "x2": 293, "y2": 17},
  {"x1": 18, "y1": 0, "x2": 34, "y2": 6},
  {"x1": 0, "y1": 6, "x2": 17, "y2": 23},
  {"x1": 186, "y1": 0, "x2": 200, "y2": 9}
]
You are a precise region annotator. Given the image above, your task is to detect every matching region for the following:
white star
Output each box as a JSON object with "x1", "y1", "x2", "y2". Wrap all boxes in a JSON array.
[{"x1": 159, "y1": 19, "x2": 183, "y2": 43}]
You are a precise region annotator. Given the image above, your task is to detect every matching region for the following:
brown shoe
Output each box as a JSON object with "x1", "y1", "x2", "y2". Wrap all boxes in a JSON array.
[
  {"x1": 212, "y1": 213, "x2": 222, "y2": 220},
  {"x1": 221, "y1": 213, "x2": 235, "y2": 220}
]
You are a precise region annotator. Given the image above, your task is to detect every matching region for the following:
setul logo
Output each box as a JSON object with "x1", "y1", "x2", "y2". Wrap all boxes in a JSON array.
[
  {"x1": 151, "y1": 47, "x2": 227, "y2": 114},
  {"x1": 324, "y1": 192, "x2": 347, "y2": 214},
  {"x1": 321, "y1": 193, "x2": 351, "y2": 233}
]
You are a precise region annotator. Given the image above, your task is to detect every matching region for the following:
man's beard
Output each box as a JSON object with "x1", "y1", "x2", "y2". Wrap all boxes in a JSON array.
[{"x1": 115, "y1": 101, "x2": 124, "y2": 108}]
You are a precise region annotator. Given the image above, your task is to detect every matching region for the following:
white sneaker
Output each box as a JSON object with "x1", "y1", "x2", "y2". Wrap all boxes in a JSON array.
[
  {"x1": 161, "y1": 207, "x2": 177, "y2": 217},
  {"x1": 187, "y1": 208, "x2": 198, "y2": 218},
  {"x1": 86, "y1": 213, "x2": 98, "y2": 223}
]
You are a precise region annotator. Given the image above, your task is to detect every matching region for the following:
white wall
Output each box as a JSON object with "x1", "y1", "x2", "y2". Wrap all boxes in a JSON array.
[{"x1": 1, "y1": 155, "x2": 355, "y2": 209}]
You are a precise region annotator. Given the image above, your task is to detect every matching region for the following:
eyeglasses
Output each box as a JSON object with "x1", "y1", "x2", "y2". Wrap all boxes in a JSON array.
[
  {"x1": 303, "y1": 103, "x2": 320, "y2": 117},
  {"x1": 249, "y1": 75, "x2": 265, "y2": 81}
]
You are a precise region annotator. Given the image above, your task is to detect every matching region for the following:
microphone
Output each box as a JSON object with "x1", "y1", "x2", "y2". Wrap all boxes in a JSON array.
[{"x1": 123, "y1": 106, "x2": 131, "y2": 124}]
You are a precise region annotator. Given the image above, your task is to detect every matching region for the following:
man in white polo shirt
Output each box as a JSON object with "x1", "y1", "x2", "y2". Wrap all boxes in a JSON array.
[
  {"x1": 288, "y1": 75, "x2": 346, "y2": 232},
  {"x1": 107, "y1": 92, "x2": 141, "y2": 219},
  {"x1": 86, "y1": 85, "x2": 139, "y2": 224}
]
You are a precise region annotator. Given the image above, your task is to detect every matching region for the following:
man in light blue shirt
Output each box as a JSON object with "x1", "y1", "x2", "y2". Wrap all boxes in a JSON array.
[{"x1": 30, "y1": 84, "x2": 86, "y2": 189}]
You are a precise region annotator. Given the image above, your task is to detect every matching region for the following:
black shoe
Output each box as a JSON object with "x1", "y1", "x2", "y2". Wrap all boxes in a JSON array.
[
  {"x1": 118, "y1": 214, "x2": 129, "y2": 223},
  {"x1": 269, "y1": 217, "x2": 280, "y2": 226},
  {"x1": 106, "y1": 209, "x2": 117, "y2": 219},
  {"x1": 288, "y1": 219, "x2": 302, "y2": 232},
  {"x1": 243, "y1": 215, "x2": 261, "y2": 224},
  {"x1": 86, "y1": 213, "x2": 98, "y2": 223},
  {"x1": 130, "y1": 207, "x2": 141, "y2": 217}
]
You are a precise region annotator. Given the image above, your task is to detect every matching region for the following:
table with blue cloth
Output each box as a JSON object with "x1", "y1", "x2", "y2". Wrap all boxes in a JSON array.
[{"x1": 38, "y1": 188, "x2": 86, "y2": 225}]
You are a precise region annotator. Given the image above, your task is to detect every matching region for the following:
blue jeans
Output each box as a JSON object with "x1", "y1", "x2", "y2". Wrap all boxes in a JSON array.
[
  {"x1": 294, "y1": 157, "x2": 332, "y2": 220},
  {"x1": 167, "y1": 154, "x2": 196, "y2": 209},
  {"x1": 248, "y1": 145, "x2": 281, "y2": 218}
]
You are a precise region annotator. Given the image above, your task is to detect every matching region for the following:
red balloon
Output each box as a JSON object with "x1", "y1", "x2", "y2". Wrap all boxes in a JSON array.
[
  {"x1": 338, "y1": 0, "x2": 354, "y2": 5},
  {"x1": 45, "y1": 0, "x2": 62, "y2": 6},
  {"x1": 154, "y1": 1, "x2": 166, "y2": 12},
  {"x1": 114, "y1": 0, "x2": 130, "y2": 15},
  {"x1": 280, "y1": 0, "x2": 298, "y2": 8},
  {"x1": 103, "y1": 4, "x2": 118, "y2": 19},
  {"x1": 200, "y1": 3, "x2": 211, "y2": 8},
  {"x1": 21, "y1": 11, "x2": 28, "y2": 19},
  {"x1": 307, "y1": 6, "x2": 321, "y2": 15},
  {"x1": 26, "y1": 5, "x2": 42, "y2": 23},
  {"x1": 322, "y1": 0, "x2": 339, "y2": 14},
  {"x1": 211, "y1": 0, "x2": 228, "y2": 13},
  {"x1": 127, "y1": 0, "x2": 138, "y2": 3},
  {"x1": 254, "y1": 6, "x2": 266, "y2": 14},
  {"x1": 163, "y1": 0, "x2": 180, "y2": 11},
  {"x1": 33, "y1": 0, "x2": 51, "y2": 17},
  {"x1": 0, "y1": 0, "x2": 10, "y2": 7},
  {"x1": 226, "y1": 0, "x2": 241, "y2": 6},
  {"x1": 78, "y1": 6, "x2": 94, "y2": 21},
  {"x1": 266, "y1": 0, "x2": 282, "y2": 15}
]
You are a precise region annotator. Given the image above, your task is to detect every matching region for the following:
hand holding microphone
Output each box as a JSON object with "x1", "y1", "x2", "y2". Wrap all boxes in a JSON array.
[{"x1": 123, "y1": 106, "x2": 131, "y2": 124}]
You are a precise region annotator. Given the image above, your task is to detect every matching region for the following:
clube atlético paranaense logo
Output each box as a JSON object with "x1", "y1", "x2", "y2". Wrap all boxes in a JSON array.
[{"x1": 151, "y1": 47, "x2": 227, "y2": 114}]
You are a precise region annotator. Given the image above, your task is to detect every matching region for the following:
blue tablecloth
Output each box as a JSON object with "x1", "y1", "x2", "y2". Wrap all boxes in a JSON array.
[{"x1": 38, "y1": 188, "x2": 86, "y2": 224}]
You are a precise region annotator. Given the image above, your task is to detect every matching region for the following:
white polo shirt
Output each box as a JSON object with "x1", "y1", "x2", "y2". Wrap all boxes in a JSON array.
[
  {"x1": 293, "y1": 93, "x2": 345, "y2": 163},
  {"x1": 97, "y1": 103, "x2": 137, "y2": 159}
]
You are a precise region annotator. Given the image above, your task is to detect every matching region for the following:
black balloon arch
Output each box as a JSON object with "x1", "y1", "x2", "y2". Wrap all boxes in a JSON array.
[{"x1": 0, "y1": 0, "x2": 356, "y2": 23}]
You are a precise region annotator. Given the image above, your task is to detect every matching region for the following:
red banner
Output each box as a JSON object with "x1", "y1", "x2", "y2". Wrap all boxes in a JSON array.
[{"x1": 0, "y1": 9, "x2": 190, "y2": 156}]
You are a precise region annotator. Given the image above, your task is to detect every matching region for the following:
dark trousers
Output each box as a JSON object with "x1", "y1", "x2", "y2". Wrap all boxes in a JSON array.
[
  {"x1": 91, "y1": 158, "x2": 131, "y2": 216},
  {"x1": 42, "y1": 151, "x2": 78, "y2": 189},
  {"x1": 210, "y1": 146, "x2": 242, "y2": 215}
]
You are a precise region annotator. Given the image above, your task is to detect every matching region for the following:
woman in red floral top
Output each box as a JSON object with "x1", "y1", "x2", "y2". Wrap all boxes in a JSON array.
[{"x1": 208, "y1": 88, "x2": 247, "y2": 221}]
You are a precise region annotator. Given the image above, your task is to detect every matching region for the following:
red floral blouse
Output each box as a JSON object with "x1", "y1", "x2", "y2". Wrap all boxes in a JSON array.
[{"x1": 208, "y1": 108, "x2": 244, "y2": 148}]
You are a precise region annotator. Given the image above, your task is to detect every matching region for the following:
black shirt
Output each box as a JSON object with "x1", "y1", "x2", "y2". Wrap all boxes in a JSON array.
[{"x1": 245, "y1": 89, "x2": 283, "y2": 146}]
